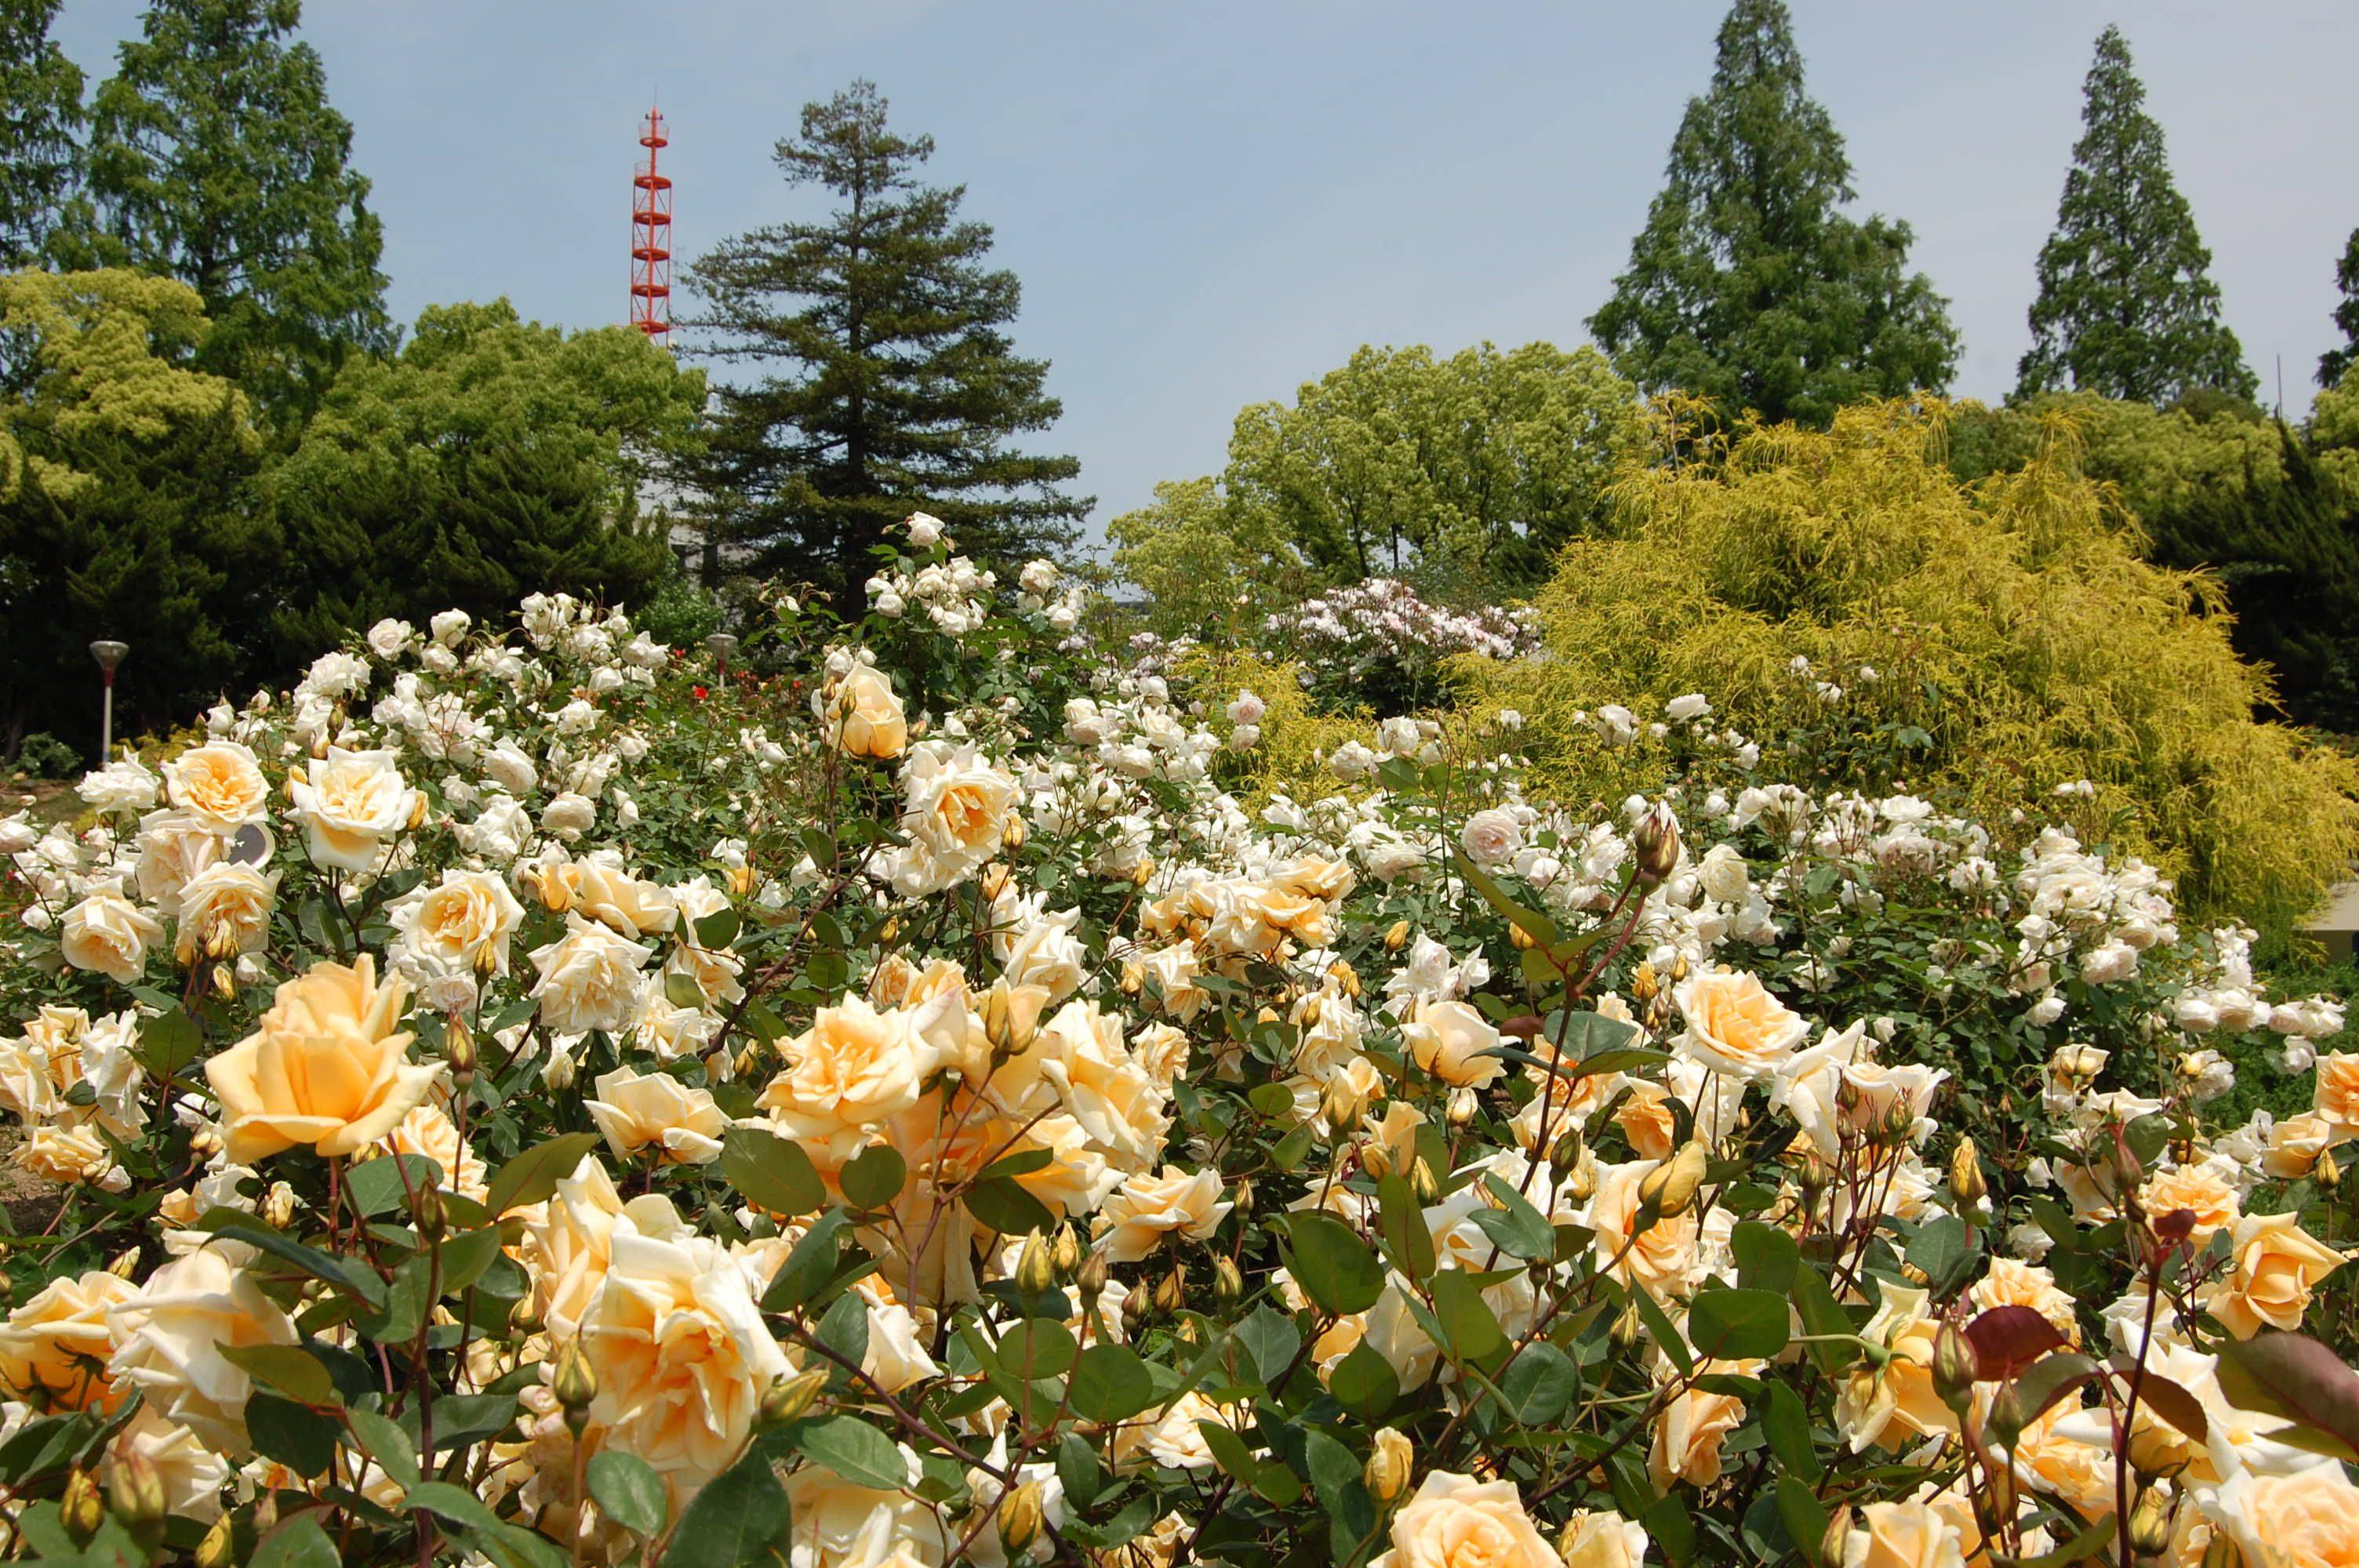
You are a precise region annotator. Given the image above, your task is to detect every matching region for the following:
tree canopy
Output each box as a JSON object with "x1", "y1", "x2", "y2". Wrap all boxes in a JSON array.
[
  {"x1": 264, "y1": 299, "x2": 707, "y2": 657},
  {"x1": 85, "y1": 0, "x2": 390, "y2": 421},
  {"x1": 684, "y1": 79, "x2": 1085, "y2": 604},
  {"x1": 0, "y1": 0, "x2": 87, "y2": 272},
  {"x1": 1110, "y1": 341, "x2": 1644, "y2": 626},
  {"x1": 1587, "y1": 0, "x2": 1957, "y2": 426},
  {"x1": 2016, "y1": 26, "x2": 2253, "y2": 405},
  {"x1": 2321, "y1": 226, "x2": 2359, "y2": 391}
]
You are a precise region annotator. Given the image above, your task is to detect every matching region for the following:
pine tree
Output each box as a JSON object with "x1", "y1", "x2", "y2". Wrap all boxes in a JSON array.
[
  {"x1": 684, "y1": 80, "x2": 1086, "y2": 603},
  {"x1": 85, "y1": 0, "x2": 390, "y2": 423},
  {"x1": 2320, "y1": 227, "x2": 2359, "y2": 390},
  {"x1": 1587, "y1": 0, "x2": 1957, "y2": 427},
  {"x1": 2017, "y1": 27, "x2": 2254, "y2": 405},
  {"x1": 0, "y1": 0, "x2": 87, "y2": 271}
]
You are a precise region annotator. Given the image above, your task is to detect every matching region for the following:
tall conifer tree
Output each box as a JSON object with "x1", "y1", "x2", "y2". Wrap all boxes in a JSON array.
[
  {"x1": 0, "y1": 0, "x2": 87, "y2": 271},
  {"x1": 2319, "y1": 226, "x2": 2359, "y2": 390},
  {"x1": 684, "y1": 81, "x2": 1086, "y2": 603},
  {"x1": 1588, "y1": 0, "x2": 1956, "y2": 427},
  {"x1": 2017, "y1": 26, "x2": 2254, "y2": 405},
  {"x1": 86, "y1": 0, "x2": 390, "y2": 422}
]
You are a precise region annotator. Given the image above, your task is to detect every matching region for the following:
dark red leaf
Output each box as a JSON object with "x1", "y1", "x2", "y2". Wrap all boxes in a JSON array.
[{"x1": 1965, "y1": 1305, "x2": 2067, "y2": 1381}]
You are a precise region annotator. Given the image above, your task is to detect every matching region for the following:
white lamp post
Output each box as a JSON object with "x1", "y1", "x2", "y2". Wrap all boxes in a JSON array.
[{"x1": 89, "y1": 640, "x2": 129, "y2": 760}]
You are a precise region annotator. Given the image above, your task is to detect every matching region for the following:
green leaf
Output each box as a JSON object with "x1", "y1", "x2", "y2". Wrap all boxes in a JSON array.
[
  {"x1": 794, "y1": 1414, "x2": 908, "y2": 1490},
  {"x1": 998, "y1": 1318, "x2": 1078, "y2": 1380},
  {"x1": 1686, "y1": 1287, "x2": 1790, "y2": 1361},
  {"x1": 1329, "y1": 1341, "x2": 1401, "y2": 1423},
  {"x1": 962, "y1": 1175, "x2": 1055, "y2": 1237},
  {"x1": 762, "y1": 1208, "x2": 849, "y2": 1312},
  {"x1": 248, "y1": 1391, "x2": 337, "y2": 1477},
  {"x1": 1790, "y1": 1265, "x2": 1854, "y2": 1373},
  {"x1": 1499, "y1": 1341, "x2": 1579, "y2": 1424},
  {"x1": 482, "y1": 1131, "x2": 603, "y2": 1216},
  {"x1": 1428, "y1": 1269, "x2": 1506, "y2": 1362},
  {"x1": 667, "y1": 1441, "x2": 792, "y2": 1568},
  {"x1": 2004, "y1": 1515, "x2": 2116, "y2": 1568},
  {"x1": 1906, "y1": 1215, "x2": 1979, "y2": 1297},
  {"x1": 1469, "y1": 1176, "x2": 1556, "y2": 1261},
  {"x1": 1068, "y1": 1343, "x2": 1157, "y2": 1422},
  {"x1": 252, "y1": 1516, "x2": 341, "y2": 1568},
  {"x1": 437, "y1": 1225, "x2": 504, "y2": 1296},
  {"x1": 1376, "y1": 1172, "x2": 1437, "y2": 1281},
  {"x1": 839, "y1": 1145, "x2": 906, "y2": 1212},
  {"x1": 1247, "y1": 1082, "x2": 1296, "y2": 1119},
  {"x1": 587, "y1": 1450, "x2": 669, "y2": 1537},
  {"x1": 1302, "y1": 1426, "x2": 1377, "y2": 1547},
  {"x1": 137, "y1": 1008, "x2": 205, "y2": 1079},
  {"x1": 423, "y1": 1392, "x2": 519, "y2": 1449},
  {"x1": 666, "y1": 971, "x2": 708, "y2": 1010},
  {"x1": 722, "y1": 1127, "x2": 825, "y2": 1218},
  {"x1": 1731, "y1": 1220, "x2": 1800, "y2": 1296},
  {"x1": 1234, "y1": 1305, "x2": 1301, "y2": 1390},
  {"x1": 345, "y1": 1407, "x2": 418, "y2": 1490},
  {"x1": 2218, "y1": 1332, "x2": 2359, "y2": 1457},
  {"x1": 695, "y1": 906, "x2": 742, "y2": 949},
  {"x1": 404, "y1": 1480, "x2": 507, "y2": 1533},
  {"x1": 195, "y1": 1210, "x2": 387, "y2": 1308},
  {"x1": 2012, "y1": 1352, "x2": 2103, "y2": 1425},
  {"x1": 344, "y1": 1153, "x2": 445, "y2": 1218},
  {"x1": 814, "y1": 1291, "x2": 870, "y2": 1376},
  {"x1": 1281, "y1": 1211, "x2": 1386, "y2": 1316},
  {"x1": 1761, "y1": 1380, "x2": 1823, "y2": 1481},
  {"x1": 223, "y1": 1344, "x2": 336, "y2": 1407},
  {"x1": 1553, "y1": 1010, "x2": 1641, "y2": 1062},
  {"x1": 1450, "y1": 849, "x2": 1561, "y2": 947},
  {"x1": 1775, "y1": 1476, "x2": 1830, "y2": 1565}
]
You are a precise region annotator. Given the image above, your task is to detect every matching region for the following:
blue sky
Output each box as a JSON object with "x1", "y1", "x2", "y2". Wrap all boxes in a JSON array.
[{"x1": 50, "y1": 2, "x2": 2359, "y2": 548}]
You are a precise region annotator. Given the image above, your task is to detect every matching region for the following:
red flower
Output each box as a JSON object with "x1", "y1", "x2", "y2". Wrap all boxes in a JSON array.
[{"x1": 692, "y1": 685, "x2": 709, "y2": 701}]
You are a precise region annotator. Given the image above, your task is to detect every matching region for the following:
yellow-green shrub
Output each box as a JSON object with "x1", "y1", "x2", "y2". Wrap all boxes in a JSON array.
[{"x1": 1470, "y1": 399, "x2": 2359, "y2": 937}]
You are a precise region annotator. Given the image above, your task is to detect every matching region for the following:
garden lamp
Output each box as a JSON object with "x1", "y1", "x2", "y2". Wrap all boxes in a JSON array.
[
  {"x1": 705, "y1": 632, "x2": 740, "y2": 684},
  {"x1": 89, "y1": 640, "x2": 129, "y2": 760}
]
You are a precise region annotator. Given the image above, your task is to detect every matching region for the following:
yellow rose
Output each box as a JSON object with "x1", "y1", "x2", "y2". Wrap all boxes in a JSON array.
[
  {"x1": 1845, "y1": 1500, "x2": 1968, "y2": 1568},
  {"x1": 1649, "y1": 1376, "x2": 1748, "y2": 1490},
  {"x1": 1835, "y1": 1282, "x2": 1955, "y2": 1451},
  {"x1": 1616, "y1": 1080, "x2": 1681, "y2": 1161},
  {"x1": 107, "y1": 1406, "x2": 231, "y2": 1523},
  {"x1": 527, "y1": 914, "x2": 653, "y2": 1036},
  {"x1": 825, "y1": 664, "x2": 907, "y2": 761},
  {"x1": 1673, "y1": 968, "x2": 1808, "y2": 1079},
  {"x1": 372, "y1": 1102, "x2": 489, "y2": 1202},
  {"x1": 782, "y1": 1443, "x2": 944, "y2": 1568},
  {"x1": 105, "y1": 1243, "x2": 299, "y2": 1454},
  {"x1": 162, "y1": 741, "x2": 269, "y2": 830},
  {"x1": 292, "y1": 746, "x2": 420, "y2": 872},
  {"x1": 1371, "y1": 1471, "x2": 1558, "y2": 1568},
  {"x1": 172, "y1": 862, "x2": 278, "y2": 966},
  {"x1": 571, "y1": 855, "x2": 679, "y2": 940},
  {"x1": 1968, "y1": 1258, "x2": 2080, "y2": 1347},
  {"x1": 2205, "y1": 1459, "x2": 2359, "y2": 1568},
  {"x1": 2206, "y1": 1213, "x2": 2348, "y2": 1339},
  {"x1": 891, "y1": 744, "x2": 1020, "y2": 895},
  {"x1": 18, "y1": 1123, "x2": 114, "y2": 1185},
  {"x1": 1558, "y1": 1512, "x2": 1648, "y2": 1568},
  {"x1": 2138, "y1": 1162, "x2": 2241, "y2": 1250},
  {"x1": 393, "y1": 869, "x2": 525, "y2": 976},
  {"x1": 204, "y1": 954, "x2": 442, "y2": 1163},
  {"x1": 518, "y1": 1156, "x2": 632, "y2": 1338},
  {"x1": 579, "y1": 1207, "x2": 790, "y2": 1488},
  {"x1": 757, "y1": 996, "x2": 930, "y2": 1168},
  {"x1": 1403, "y1": 999, "x2": 1506, "y2": 1088},
  {"x1": 2263, "y1": 1112, "x2": 2343, "y2": 1181},
  {"x1": 586, "y1": 1066, "x2": 728, "y2": 1166},
  {"x1": 60, "y1": 891, "x2": 163, "y2": 984},
  {"x1": 0, "y1": 1269, "x2": 137, "y2": 1411},
  {"x1": 2317, "y1": 1052, "x2": 2359, "y2": 1134},
  {"x1": 1093, "y1": 1165, "x2": 1231, "y2": 1264},
  {"x1": 1582, "y1": 1158, "x2": 1698, "y2": 1301}
]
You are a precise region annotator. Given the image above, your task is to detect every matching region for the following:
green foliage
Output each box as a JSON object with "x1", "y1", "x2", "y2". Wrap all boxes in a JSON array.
[
  {"x1": 2321, "y1": 226, "x2": 2359, "y2": 391},
  {"x1": 85, "y1": 0, "x2": 390, "y2": 421},
  {"x1": 0, "y1": 0, "x2": 86, "y2": 271},
  {"x1": 1476, "y1": 398, "x2": 2359, "y2": 938},
  {"x1": 1110, "y1": 342, "x2": 1641, "y2": 625},
  {"x1": 1587, "y1": 0, "x2": 1957, "y2": 426},
  {"x1": 684, "y1": 79, "x2": 1086, "y2": 604},
  {"x1": 263, "y1": 299, "x2": 706, "y2": 656},
  {"x1": 2017, "y1": 26, "x2": 2255, "y2": 405},
  {"x1": 0, "y1": 268, "x2": 271, "y2": 753},
  {"x1": 8, "y1": 731, "x2": 78, "y2": 779}
]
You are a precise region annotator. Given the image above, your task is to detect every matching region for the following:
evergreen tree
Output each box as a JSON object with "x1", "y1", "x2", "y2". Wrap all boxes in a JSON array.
[
  {"x1": 1587, "y1": 0, "x2": 1957, "y2": 427},
  {"x1": 85, "y1": 0, "x2": 390, "y2": 422},
  {"x1": 2017, "y1": 26, "x2": 2255, "y2": 405},
  {"x1": 0, "y1": 0, "x2": 87, "y2": 270},
  {"x1": 2320, "y1": 225, "x2": 2359, "y2": 390},
  {"x1": 684, "y1": 80, "x2": 1086, "y2": 604}
]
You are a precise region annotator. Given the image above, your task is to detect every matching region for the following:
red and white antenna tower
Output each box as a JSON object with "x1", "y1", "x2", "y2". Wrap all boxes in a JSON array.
[{"x1": 629, "y1": 106, "x2": 673, "y2": 346}]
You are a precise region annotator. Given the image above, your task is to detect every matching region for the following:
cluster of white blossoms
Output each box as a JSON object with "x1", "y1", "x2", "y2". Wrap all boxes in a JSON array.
[
  {"x1": 0, "y1": 516, "x2": 2354, "y2": 1567},
  {"x1": 1264, "y1": 577, "x2": 1540, "y2": 664}
]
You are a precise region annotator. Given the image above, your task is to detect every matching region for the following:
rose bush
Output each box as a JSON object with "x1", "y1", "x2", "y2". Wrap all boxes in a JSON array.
[{"x1": 0, "y1": 519, "x2": 2355, "y2": 1567}]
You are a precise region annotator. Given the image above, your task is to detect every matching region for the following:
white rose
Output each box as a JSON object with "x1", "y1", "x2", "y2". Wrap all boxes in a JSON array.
[
  {"x1": 60, "y1": 891, "x2": 163, "y2": 984},
  {"x1": 292, "y1": 747, "x2": 420, "y2": 873},
  {"x1": 529, "y1": 915, "x2": 652, "y2": 1036}
]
